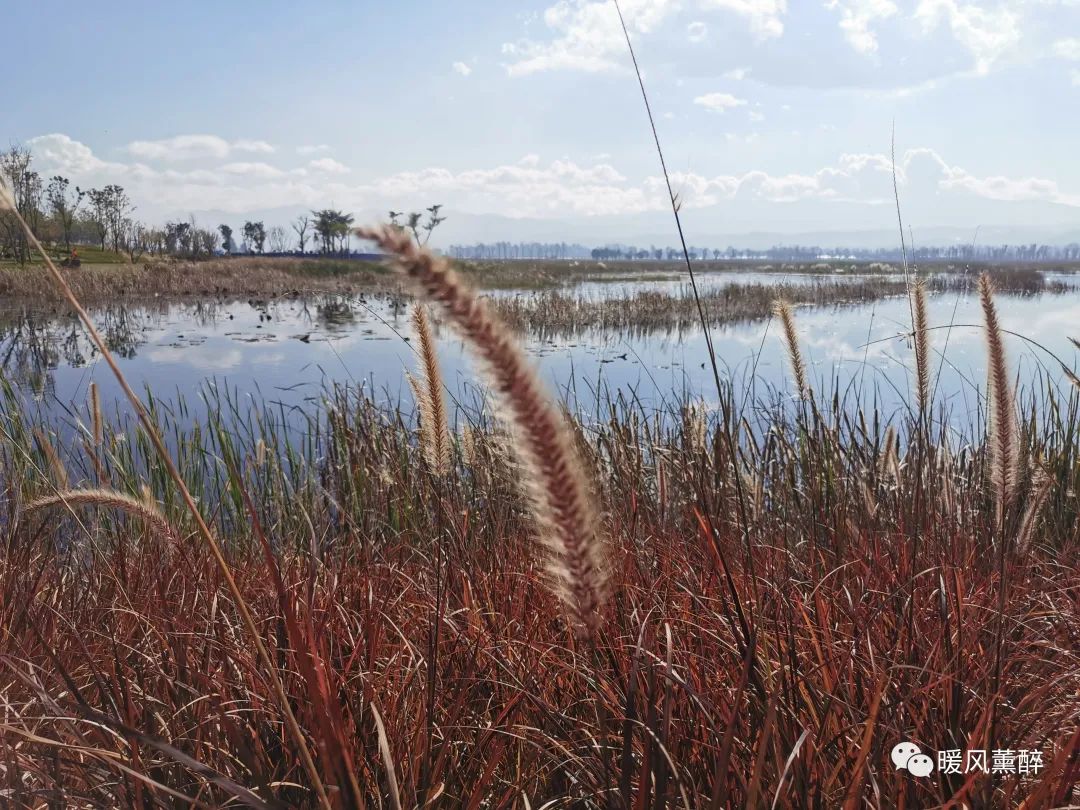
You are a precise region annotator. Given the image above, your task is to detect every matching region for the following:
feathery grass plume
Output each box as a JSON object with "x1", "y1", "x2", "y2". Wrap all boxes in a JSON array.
[
  {"x1": 979, "y1": 273, "x2": 1020, "y2": 520},
  {"x1": 88, "y1": 382, "x2": 103, "y2": 447},
  {"x1": 410, "y1": 304, "x2": 451, "y2": 474},
  {"x1": 33, "y1": 428, "x2": 69, "y2": 489},
  {"x1": 1015, "y1": 466, "x2": 1052, "y2": 554},
  {"x1": 24, "y1": 487, "x2": 177, "y2": 543},
  {"x1": 910, "y1": 279, "x2": 931, "y2": 418},
  {"x1": 358, "y1": 223, "x2": 606, "y2": 635},
  {"x1": 877, "y1": 425, "x2": 899, "y2": 485},
  {"x1": 460, "y1": 424, "x2": 477, "y2": 467},
  {"x1": 773, "y1": 299, "x2": 808, "y2": 399}
]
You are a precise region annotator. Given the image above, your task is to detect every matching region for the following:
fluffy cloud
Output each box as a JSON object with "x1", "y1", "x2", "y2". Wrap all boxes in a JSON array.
[
  {"x1": 693, "y1": 92, "x2": 748, "y2": 111},
  {"x1": 127, "y1": 135, "x2": 274, "y2": 161},
  {"x1": 452, "y1": 61, "x2": 473, "y2": 76},
  {"x1": 699, "y1": 0, "x2": 787, "y2": 39},
  {"x1": 1053, "y1": 37, "x2": 1080, "y2": 59},
  {"x1": 914, "y1": 0, "x2": 1020, "y2": 74},
  {"x1": 825, "y1": 0, "x2": 898, "y2": 54},
  {"x1": 27, "y1": 133, "x2": 108, "y2": 173},
  {"x1": 687, "y1": 21, "x2": 709, "y2": 41},
  {"x1": 221, "y1": 162, "x2": 286, "y2": 179},
  {"x1": 502, "y1": 0, "x2": 678, "y2": 75},
  {"x1": 308, "y1": 158, "x2": 351, "y2": 174},
  {"x1": 22, "y1": 134, "x2": 1080, "y2": 225}
]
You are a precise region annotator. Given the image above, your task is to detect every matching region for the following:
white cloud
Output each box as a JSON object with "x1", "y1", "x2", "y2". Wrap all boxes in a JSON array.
[
  {"x1": 502, "y1": 0, "x2": 678, "y2": 76},
  {"x1": 693, "y1": 92, "x2": 748, "y2": 111},
  {"x1": 308, "y1": 157, "x2": 351, "y2": 174},
  {"x1": 127, "y1": 135, "x2": 274, "y2": 162},
  {"x1": 914, "y1": 0, "x2": 1020, "y2": 74},
  {"x1": 23, "y1": 134, "x2": 1080, "y2": 226},
  {"x1": 700, "y1": 0, "x2": 787, "y2": 39},
  {"x1": 220, "y1": 162, "x2": 285, "y2": 179},
  {"x1": 26, "y1": 134, "x2": 108, "y2": 173},
  {"x1": 749, "y1": 109, "x2": 766, "y2": 121},
  {"x1": 1053, "y1": 38, "x2": 1080, "y2": 59},
  {"x1": 452, "y1": 61, "x2": 473, "y2": 76},
  {"x1": 723, "y1": 66, "x2": 750, "y2": 79},
  {"x1": 687, "y1": 20, "x2": 708, "y2": 41},
  {"x1": 824, "y1": 0, "x2": 898, "y2": 54},
  {"x1": 297, "y1": 144, "x2": 331, "y2": 155}
]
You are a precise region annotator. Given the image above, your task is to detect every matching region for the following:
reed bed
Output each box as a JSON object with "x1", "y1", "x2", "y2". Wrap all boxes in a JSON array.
[
  {"x1": 492, "y1": 273, "x2": 1071, "y2": 336},
  {"x1": 0, "y1": 351, "x2": 1077, "y2": 807},
  {"x1": 0, "y1": 202, "x2": 1077, "y2": 806}
]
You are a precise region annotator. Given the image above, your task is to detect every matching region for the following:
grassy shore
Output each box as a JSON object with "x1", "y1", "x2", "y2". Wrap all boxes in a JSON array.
[
  {"x1": 1, "y1": 254, "x2": 1077, "y2": 304},
  {"x1": 492, "y1": 272, "x2": 1073, "y2": 335},
  {"x1": 1, "y1": 238, "x2": 1078, "y2": 806},
  {"x1": 2, "y1": 374, "x2": 1077, "y2": 806}
]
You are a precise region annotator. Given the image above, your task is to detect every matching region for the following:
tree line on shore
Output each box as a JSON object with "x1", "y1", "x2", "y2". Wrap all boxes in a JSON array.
[
  {"x1": 0, "y1": 144, "x2": 446, "y2": 264},
  {"x1": 6, "y1": 142, "x2": 1078, "y2": 266},
  {"x1": 449, "y1": 240, "x2": 1080, "y2": 263}
]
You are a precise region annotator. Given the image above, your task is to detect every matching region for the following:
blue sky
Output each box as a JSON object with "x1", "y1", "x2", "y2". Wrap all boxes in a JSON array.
[{"x1": 6, "y1": 0, "x2": 1080, "y2": 246}]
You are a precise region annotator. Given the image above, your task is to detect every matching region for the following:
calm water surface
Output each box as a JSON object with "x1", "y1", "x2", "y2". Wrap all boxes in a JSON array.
[{"x1": 2, "y1": 273, "x2": 1077, "y2": 436}]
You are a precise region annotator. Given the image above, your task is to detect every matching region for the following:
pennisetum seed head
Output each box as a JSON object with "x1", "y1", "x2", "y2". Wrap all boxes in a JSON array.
[{"x1": 358, "y1": 223, "x2": 608, "y2": 636}]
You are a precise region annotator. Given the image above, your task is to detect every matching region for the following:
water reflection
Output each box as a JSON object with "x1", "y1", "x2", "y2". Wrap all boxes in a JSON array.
[{"x1": 0, "y1": 282, "x2": 1076, "y2": 434}]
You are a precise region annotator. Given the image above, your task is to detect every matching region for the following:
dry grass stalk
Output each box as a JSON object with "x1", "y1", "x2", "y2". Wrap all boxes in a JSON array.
[
  {"x1": 89, "y1": 382, "x2": 103, "y2": 447},
  {"x1": 773, "y1": 299, "x2": 808, "y2": 398},
  {"x1": 0, "y1": 179, "x2": 333, "y2": 808},
  {"x1": 358, "y1": 223, "x2": 607, "y2": 635},
  {"x1": 410, "y1": 305, "x2": 451, "y2": 475},
  {"x1": 979, "y1": 273, "x2": 1019, "y2": 522},
  {"x1": 24, "y1": 487, "x2": 177, "y2": 542},
  {"x1": 1015, "y1": 466, "x2": 1053, "y2": 554},
  {"x1": 911, "y1": 279, "x2": 931, "y2": 418},
  {"x1": 32, "y1": 428, "x2": 69, "y2": 490}
]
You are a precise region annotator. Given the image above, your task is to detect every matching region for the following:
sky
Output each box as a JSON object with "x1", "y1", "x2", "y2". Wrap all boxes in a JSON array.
[{"x1": 5, "y1": 0, "x2": 1080, "y2": 247}]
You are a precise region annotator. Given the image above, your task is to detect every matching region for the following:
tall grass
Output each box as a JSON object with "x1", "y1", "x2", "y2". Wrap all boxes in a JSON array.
[
  {"x1": 3, "y1": 109, "x2": 1079, "y2": 810},
  {"x1": 1, "y1": 297, "x2": 1077, "y2": 806}
]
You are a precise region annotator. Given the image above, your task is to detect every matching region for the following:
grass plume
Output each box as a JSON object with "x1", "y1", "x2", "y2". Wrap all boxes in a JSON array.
[
  {"x1": 24, "y1": 487, "x2": 177, "y2": 542},
  {"x1": 773, "y1": 298, "x2": 809, "y2": 399},
  {"x1": 358, "y1": 223, "x2": 607, "y2": 636},
  {"x1": 979, "y1": 272, "x2": 1019, "y2": 523},
  {"x1": 911, "y1": 278, "x2": 931, "y2": 419},
  {"x1": 410, "y1": 304, "x2": 451, "y2": 475}
]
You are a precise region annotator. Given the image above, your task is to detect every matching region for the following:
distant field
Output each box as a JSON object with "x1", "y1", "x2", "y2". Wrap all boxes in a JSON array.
[{"x1": 2, "y1": 253, "x2": 1077, "y2": 303}]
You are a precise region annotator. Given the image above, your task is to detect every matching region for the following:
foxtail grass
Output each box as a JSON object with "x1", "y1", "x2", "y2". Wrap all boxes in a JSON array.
[
  {"x1": 911, "y1": 278, "x2": 931, "y2": 420},
  {"x1": 773, "y1": 299, "x2": 808, "y2": 399},
  {"x1": 979, "y1": 272, "x2": 1019, "y2": 524},
  {"x1": 24, "y1": 487, "x2": 177, "y2": 542},
  {"x1": 410, "y1": 304, "x2": 451, "y2": 475},
  {"x1": 358, "y1": 223, "x2": 607, "y2": 636}
]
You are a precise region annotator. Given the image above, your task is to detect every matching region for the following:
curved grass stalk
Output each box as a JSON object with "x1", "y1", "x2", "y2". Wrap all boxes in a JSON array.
[{"x1": 358, "y1": 223, "x2": 607, "y2": 636}]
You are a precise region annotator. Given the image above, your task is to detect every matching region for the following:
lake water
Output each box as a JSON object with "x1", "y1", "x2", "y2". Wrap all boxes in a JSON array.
[{"x1": 2, "y1": 272, "x2": 1077, "y2": 438}]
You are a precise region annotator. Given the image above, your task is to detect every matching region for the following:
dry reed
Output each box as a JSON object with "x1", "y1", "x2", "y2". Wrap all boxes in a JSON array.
[
  {"x1": 773, "y1": 299, "x2": 808, "y2": 399},
  {"x1": 410, "y1": 304, "x2": 451, "y2": 475},
  {"x1": 911, "y1": 279, "x2": 931, "y2": 419},
  {"x1": 1016, "y1": 466, "x2": 1053, "y2": 554},
  {"x1": 24, "y1": 488, "x2": 177, "y2": 542},
  {"x1": 979, "y1": 273, "x2": 1019, "y2": 523},
  {"x1": 358, "y1": 223, "x2": 607, "y2": 635}
]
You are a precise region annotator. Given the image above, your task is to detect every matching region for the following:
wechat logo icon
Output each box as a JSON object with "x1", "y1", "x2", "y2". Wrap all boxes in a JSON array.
[{"x1": 892, "y1": 742, "x2": 935, "y2": 777}]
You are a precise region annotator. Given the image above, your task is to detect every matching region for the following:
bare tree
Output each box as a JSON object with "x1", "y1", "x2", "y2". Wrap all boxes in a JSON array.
[
  {"x1": 292, "y1": 215, "x2": 310, "y2": 254},
  {"x1": 46, "y1": 176, "x2": 85, "y2": 251},
  {"x1": 267, "y1": 225, "x2": 290, "y2": 253},
  {"x1": 0, "y1": 145, "x2": 44, "y2": 264}
]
